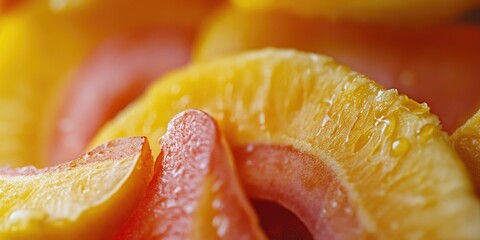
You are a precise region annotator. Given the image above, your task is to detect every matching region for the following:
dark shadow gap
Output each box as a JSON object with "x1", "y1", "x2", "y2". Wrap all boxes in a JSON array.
[{"x1": 251, "y1": 199, "x2": 313, "y2": 240}]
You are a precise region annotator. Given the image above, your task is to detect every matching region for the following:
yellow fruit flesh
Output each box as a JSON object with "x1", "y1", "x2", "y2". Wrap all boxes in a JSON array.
[
  {"x1": 0, "y1": 137, "x2": 154, "y2": 239},
  {"x1": 0, "y1": 3, "x2": 98, "y2": 167},
  {"x1": 92, "y1": 49, "x2": 480, "y2": 239},
  {"x1": 231, "y1": 0, "x2": 478, "y2": 25},
  {"x1": 0, "y1": 0, "x2": 200, "y2": 168},
  {"x1": 452, "y1": 109, "x2": 480, "y2": 195}
]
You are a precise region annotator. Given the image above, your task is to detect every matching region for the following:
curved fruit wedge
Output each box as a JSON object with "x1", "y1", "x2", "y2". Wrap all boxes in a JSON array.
[
  {"x1": 0, "y1": 5, "x2": 98, "y2": 167},
  {"x1": 48, "y1": 27, "x2": 193, "y2": 166},
  {"x1": 115, "y1": 110, "x2": 266, "y2": 239},
  {"x1": 195, "y1": 9, "x2": 480, "y2": 133},
  {"x1": 0, "y1": 137, "x2": 154, "y2": 239},
  {"x1": 230, "y1": 0, "x2": 478, "y2": 25},
  {"x1": 452, "y1": 109, "x2": 480, "y2": 196},
  {"x1": 93, "y1": 49, "x2": 480, "y2": 239}
]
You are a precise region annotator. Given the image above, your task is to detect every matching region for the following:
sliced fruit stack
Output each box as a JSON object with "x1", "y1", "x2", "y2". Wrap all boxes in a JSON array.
[
  {"x1": 2, "y1": 50, "x2": 480, "y2": 239},
  {"x1": 91, "y1": 49, "x2": 480, "y2": 239},
  {"x1": 1, "y1": 0, "x2": 480, "y2": 238}
]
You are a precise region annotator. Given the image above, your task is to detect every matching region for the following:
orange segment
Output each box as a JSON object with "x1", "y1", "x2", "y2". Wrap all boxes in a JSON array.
[
  {"x1": 115, "y1": 110, "x2": 266, "y2": 239},
  {"x1": 195, "y1": 8, "x2": 480, "y2": 133},
  {"x1": 0, "y1": 137, "x2": 154, "y2": 239},
  {"x1": 231, "y1": 0, "x2": 478, "y2": 25},
  {"x1": 452, "y1": 109, "x2": 480, "y2": 195},
  {"x1": 92, "y1": 49, "x2": 480, "y2": 238}
]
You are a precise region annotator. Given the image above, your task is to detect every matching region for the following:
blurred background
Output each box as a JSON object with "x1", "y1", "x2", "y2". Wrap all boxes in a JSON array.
[{"x1": 0, "y1": 0, "x2": 479, "y2": 168}]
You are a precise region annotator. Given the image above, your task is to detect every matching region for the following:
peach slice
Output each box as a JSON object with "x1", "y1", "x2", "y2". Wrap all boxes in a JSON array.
[
  {"x1": 0, "y1": 137, "x2": 154, "y2": 239},
  {"x1": 195, "y1": 8, "x2": 480, "y2": 133},
  {"x1": 115, "y1": 110, "x2": 266, "y2": 239},
  {"x1": 230, "y1": 0, "x2": 478, "y2": 25},
  {"x1": 92, "y1": 49, "x2": 480, "y2": 238},
  {"x1": 452, "y1": 108, "x2": 480, "y2": 195}
]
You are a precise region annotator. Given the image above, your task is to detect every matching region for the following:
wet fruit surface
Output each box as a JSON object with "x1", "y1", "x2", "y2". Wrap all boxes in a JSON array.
[
  {"x1": 93, "y1": 49, "x2": 480, "y2": 239},
  {"x1": 115, "y1": 110, "x2": 265, "y2": 239},
  {"x1": 195, "y1": 9, "x2": 480, "y2": 133},
  {"x1": 2, "y1": 0, "x2": 480, "y2": 238},
  {"x1": 0, "y1": 137, "x2": 154, "y2": 239}
]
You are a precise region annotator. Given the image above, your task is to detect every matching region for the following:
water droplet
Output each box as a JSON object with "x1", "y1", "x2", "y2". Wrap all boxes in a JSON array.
[
  {"x1": 375, "y1": 90, "x2": 386, "y2": 102},
  {"x1": 417, "y1": 124, "x2": 436, "y2": 143},
  {"x1": 165, "y1": 199, "x2": 176, "y2": 208},
  {"x1": 213, "y1": 215, "x2": 230, "y2": 237},
  {"x1": 321, "y1": 208, "x2": 327, "y2": 216},
  {"x1": 331, "y1": 201, "x2": 338, "y2": 208},
  {"x1": 212, "y1": 198, "x2": 223, "y2": 210},
  {"x1": 245, "y1": 145, "x2": 255, "y2": 153},
  {"x1": 375, "y1": 116, "x2": 396, "y2": 137},
  {"x1": 173, "y1": 186, "x2": 182, "y2": 194},
  {"x1": 9, "y1": 209, "x2": 48, "y2": 227},
  {"x1": 171, "y1": 166, "x2": 184, "y2": 177},
  {"x1": 183, "y1": 203, "x2": 196, "y2": 214},
  {"x1": 391, "y1": 138, "x2": 410, "y2": 157},
  {"x1": 198, "y1": 161, "x2": 208, "y2": 170},
  {"x1": 69, "y1": 162, "x2": 77, "y2": 168},
  {"x1": 309, "y1": 54, "x2": 320, "y2": 62}
]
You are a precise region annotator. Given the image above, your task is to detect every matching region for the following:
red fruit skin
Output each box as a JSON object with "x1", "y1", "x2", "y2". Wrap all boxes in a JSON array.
[
  {"x1": 115, "y1": 110, "x2": 266, "y2": 239},
  {"x1": 49, "y1": 27, "x2": 193, "y2": 165}
]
